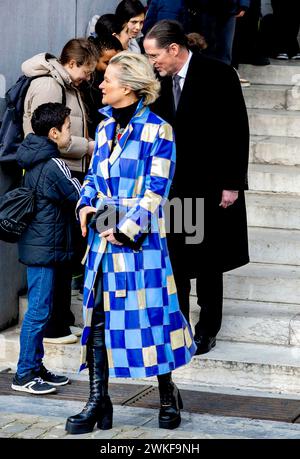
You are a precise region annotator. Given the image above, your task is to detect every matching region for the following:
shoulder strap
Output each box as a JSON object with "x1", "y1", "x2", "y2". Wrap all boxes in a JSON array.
[{"x1": 33, "y1": 161, "x2": 48, "y2": 192}]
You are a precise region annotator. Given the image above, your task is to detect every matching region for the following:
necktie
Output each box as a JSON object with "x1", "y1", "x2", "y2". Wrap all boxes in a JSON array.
[{"x1": 172, "y1": 74, "x2": 182, "y2": 110}]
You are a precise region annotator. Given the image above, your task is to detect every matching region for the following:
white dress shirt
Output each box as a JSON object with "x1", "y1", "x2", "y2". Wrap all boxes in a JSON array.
[{"x1": 175, "y1": 51, "x2": 193, "y2": 90}]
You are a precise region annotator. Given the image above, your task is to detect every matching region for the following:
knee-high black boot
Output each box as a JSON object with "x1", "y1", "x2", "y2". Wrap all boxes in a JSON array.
[
  {"x1": 65, "y1": 325, "x2": 113, "y2": 434},
  {"x1": 157, "y1": 372, "x2": 183, "y2": 429}
]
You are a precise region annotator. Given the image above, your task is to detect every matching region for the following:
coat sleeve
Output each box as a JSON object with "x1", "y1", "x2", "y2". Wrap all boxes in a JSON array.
[
  {"x1": 60, "y1": 136, "x2": 89, "y2": 159},
  {"x1": 238, "y1": 0, "x2": 250, "y2": 10},
  {"x1": 23, "y1": 77, "x2": 63, "y2": 136},
  {"x1": 215, "y1": 63, "x2": 249, "y2": 190},
  {"x1": 143, "y1": 0, "x2": 159, "y2": 34},
  {"x1": 75, "y1": 136, "x2": 98, "y2": 214},
  {"x1": 44, "y1": 158, "x2": 81, "y2": 204},
  {"x1": 116, "y1": 122, "x2": 176, "y2": 243},
  {"x1": 23, "y1": 77, "x2": 89, "y2": 160}
]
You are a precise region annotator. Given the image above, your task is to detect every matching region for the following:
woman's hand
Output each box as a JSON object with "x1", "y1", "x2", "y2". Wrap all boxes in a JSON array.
[
  {"x1": 79, "y1": 206, "x2": 97, "y2": 237},
  {"x1": 100, "y1": 228, "x2": 123, "y2": 246}
]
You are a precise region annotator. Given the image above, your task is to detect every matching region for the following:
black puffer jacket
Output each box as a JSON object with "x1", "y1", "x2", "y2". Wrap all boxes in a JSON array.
[{"x1": 17, "y1": 134, "x2": 81, "y2": 266}]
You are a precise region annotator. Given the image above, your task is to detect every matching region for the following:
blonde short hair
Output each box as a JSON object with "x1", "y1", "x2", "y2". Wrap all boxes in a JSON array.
[{"x1": 109, "y1": 51, "x2": 160, "y2": 105}]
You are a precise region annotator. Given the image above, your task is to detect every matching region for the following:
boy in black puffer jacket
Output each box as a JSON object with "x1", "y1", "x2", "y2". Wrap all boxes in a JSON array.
[{"x1": 12, "y1": 103, "x2": 81, "y2": 395}]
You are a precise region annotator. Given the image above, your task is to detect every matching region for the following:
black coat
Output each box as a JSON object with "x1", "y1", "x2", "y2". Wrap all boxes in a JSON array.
[
  {"x1": 16, "y1": 134, "x2": 81, "y2": 266},
  {"x1": 152, "y1": 53, "x2": 250, "y2": 274}
]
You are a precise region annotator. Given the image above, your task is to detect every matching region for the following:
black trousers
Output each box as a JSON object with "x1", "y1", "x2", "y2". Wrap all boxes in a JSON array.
[
  {"x1": 232, "y1": 0, "x2": 265, "y2": 66},
  {"x1": 92, "y1": 269, "x2": 105, "y2": 327},
  {"x1": 271, "y1": 0, "x2": 300, "y2": 57},
  {"x1": 175, "y1": 269, "x2": 223, "y2": 339}
]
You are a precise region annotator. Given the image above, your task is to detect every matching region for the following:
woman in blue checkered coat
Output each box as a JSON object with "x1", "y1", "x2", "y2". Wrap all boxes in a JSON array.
[{"x1": 66, "y1": 52, "x2": 196, "y2": 435}]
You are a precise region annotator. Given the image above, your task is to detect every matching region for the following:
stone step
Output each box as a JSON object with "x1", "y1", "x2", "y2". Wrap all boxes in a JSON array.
[
  {"x1": 0, "y1": 326, "x2": 83, "y2": 375},
  {"x1": 249, "y1": 163, "x2": 300, "y2": 193},
  {"x1": 191, "y1": 262, "x2": 300, "y2": 304},
  {"x1": 246, "y1": 191, "x2": 300, "y2": 230},
  {"x1": 2, "y1": 326, "x2": 300, "y2": 395},
  {"x1": 173, "y1": 340, "x2": 300, "y2": 395},
  {"x1": 190, "y1": 297, "x2": 300, "y2": 346},
  {"x1": 248, "y1": 227, "x2": 300, "y2": 265},
  {"x1": 243, "y1": 84, "x2": 300, "y2": 111},
  {"x1": 239, "y1": 61, "x2": 300, "y2": 85},
  {"x1": 248, "y1": 109, "x2": 300, "y2": 138},
  {"x1": 18, "y1": 294, "x2": 84, "y2": 328},
  {"x1": 250, "y1": 136, "x2": 300, "y2": 166},
  {"x1": 20, "y1": 263, "x2": 300, "y2": 345}
]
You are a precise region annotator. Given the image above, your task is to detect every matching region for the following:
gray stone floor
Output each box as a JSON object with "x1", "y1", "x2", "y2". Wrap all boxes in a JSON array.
[{"x1": 1, "y1": 395, "x2": 300, "y2": 439}]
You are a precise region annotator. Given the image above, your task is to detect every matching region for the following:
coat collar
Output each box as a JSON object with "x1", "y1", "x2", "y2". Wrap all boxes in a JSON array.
[
  {"x1": 99, "y1": 98, "x2": 147, "y2": 122},
  {"x1": 99, "y1": 99, "x2": 148, "y2": 168},
  {"x1": 97, "y1": 100, "x2": 148, "y2": 196}
]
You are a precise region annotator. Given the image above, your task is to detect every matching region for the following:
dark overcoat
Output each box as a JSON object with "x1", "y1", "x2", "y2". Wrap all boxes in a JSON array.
[{"x1": 152, "y1": 52, "x2": 250, "y2": 275}]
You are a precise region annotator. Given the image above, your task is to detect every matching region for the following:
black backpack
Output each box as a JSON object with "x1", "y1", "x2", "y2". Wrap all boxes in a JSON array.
[
  {"x1": 0, "y1": 74, "x2": 66, "y2": 164},
  {"x1": 0, "y1": 162, "x2": 47, "y2": 243}
]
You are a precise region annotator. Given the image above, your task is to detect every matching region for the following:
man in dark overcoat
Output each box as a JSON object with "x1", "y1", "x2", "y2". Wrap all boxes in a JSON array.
[{"x1": 144, "y1": 19, "x2": 249, "y2": 354}]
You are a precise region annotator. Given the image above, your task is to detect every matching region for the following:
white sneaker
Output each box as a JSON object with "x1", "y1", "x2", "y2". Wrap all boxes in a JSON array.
[
  {"x1": 276, "y1": 53, "x2": 289, "y2": 60},
  {"x1": 291, "y1": 53, "x2": 300, "y2": 60},
  {"x1": 239, "y1": 77, "x2": 251, "y2": 87},
  {"x1": 235, "y1": 70, "x2": 251, "y2": 88},
  {"x1": 70, "y1": 326, "x2": 83, "y2": 337},
  {"x1": 11, "y1": 376, "x2": 56, "y2": 395},
  {"x1": 43, "y1": 334, "x2": 78, "y2": 344}
]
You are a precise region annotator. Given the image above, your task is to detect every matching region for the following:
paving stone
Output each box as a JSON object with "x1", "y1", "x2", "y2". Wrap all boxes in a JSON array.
[
  {"x1": 117, "y1": 425, "x2": 139, "y2": 432},
  {"x1": 0, "y1": 431, "x2": 15, "y2": 438},
  {"x1": 40, "y1": 425, "x2": 68, "y2": 439},
  {"x1": 30, "y1": 420, "x2": 61, "y2": 430},
  {"x1": 40, "y1": 431, "x2": 68, "y2": 439},
  {"x1": 139, "y1": 429, "x2": 170, "y2": 439},
  {"x1": 92, "y1": 429, "x2": 125, "y2": 439},
  {"x1": 2, "y1": 422, "x2": 30, "y2": 434},
  {"x1": 15, "y1": 428, "x2": 47, "y2": 439},
  {"x1": 0, "y1": 414, "x2": 18, "y2": 428},
  {"x1": 114, "y1": 428, "x2": 146, "y2": 439}
]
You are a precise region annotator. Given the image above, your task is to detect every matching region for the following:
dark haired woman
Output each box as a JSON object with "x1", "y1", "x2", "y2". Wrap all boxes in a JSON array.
[
  {"x1": 115, "y1": 0, "x2": 146, "y2": 53},
  {"x1": 83, "y1": 35, "x2": 123, "y2": 138},
  {"x1": 87, "y1": 13, "x2": 131, "y2": 51}
]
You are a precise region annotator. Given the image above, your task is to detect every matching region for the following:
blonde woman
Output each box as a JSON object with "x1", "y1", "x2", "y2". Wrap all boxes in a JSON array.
[{"x1": 65, "y1": 52, "x2": 196, "y2": 434}]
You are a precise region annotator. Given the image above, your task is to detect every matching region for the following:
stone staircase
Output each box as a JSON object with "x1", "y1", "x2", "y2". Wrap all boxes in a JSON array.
[
  {"x1": 183, "y1": 60, "x2": 300, "y2": 394},
  {"x1": 1, "y1": 60, "x2": 300, "y2": 395}
]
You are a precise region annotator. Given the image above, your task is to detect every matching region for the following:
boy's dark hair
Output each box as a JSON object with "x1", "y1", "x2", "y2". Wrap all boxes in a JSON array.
[
  {"x1": 88, "y1": 34, "x2": 123, "y2": 56},
  {"x1": 115, "y1": 0, "x2": 145, "y2": 22},
  {"x1": 145, "y1": 19, "x2": 189, "y2": 49},
  {"x1": 31, "y1": 103, "x2": 71, "y2": 137}
]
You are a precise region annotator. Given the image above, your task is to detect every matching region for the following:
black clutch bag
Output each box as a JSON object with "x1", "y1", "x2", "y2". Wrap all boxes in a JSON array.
[
  {"x1": 88, "y1": 204, "x2": 148, "y2": 250},
  {"x1": 89, "y1": 204, "x2": 120, "y2": 234}
]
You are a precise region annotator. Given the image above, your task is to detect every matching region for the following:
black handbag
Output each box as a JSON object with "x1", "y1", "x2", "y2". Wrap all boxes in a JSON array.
[
  {"x1": 89, "y1": 204, "x2": 122, "y2": 234},
  {"x1": 89, "y1": 203, "x2": 148, "y2": 250},
  {"x1": 0, "y1": 162, "x2": 46, "y2": 243}
]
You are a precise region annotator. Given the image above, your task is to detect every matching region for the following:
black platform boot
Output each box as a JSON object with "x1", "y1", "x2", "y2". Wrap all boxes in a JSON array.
[
  {"x1": 65, "y1": 325, "x2": 113, "y2": 434},
  {"x1": 157, "y1": 372, "x2": 183, "y2": 429}
]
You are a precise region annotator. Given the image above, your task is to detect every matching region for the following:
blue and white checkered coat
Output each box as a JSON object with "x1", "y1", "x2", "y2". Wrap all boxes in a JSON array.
[{"x1": 78, "y1": 100, "x2": 196, "y2": 377}]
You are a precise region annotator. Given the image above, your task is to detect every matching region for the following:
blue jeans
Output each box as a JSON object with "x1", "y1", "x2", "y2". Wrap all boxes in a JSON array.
[
  {"x1": 17, "y1": 266, "x2": 55, "y2": 379},
  {"x1": 200, "y1": 13, "x2": 237, "y2": 65}
]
